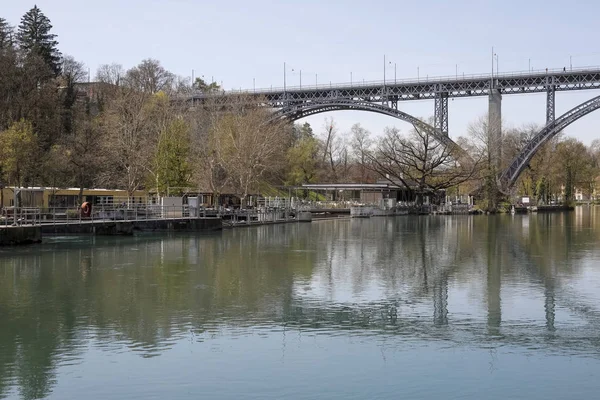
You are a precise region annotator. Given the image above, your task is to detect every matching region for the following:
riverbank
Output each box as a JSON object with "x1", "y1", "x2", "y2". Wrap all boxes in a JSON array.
[
  {"x1": 0, "y1": 225, "x2": 42, "y2": 245},
  {"x1": 40, "y1": 217, "x2": 223, "y2": 236},
  {"x1": 535, "y1": 205, "x2": 575, "y2": 212},
  {"x1": 0, "y1": 217, "x2": 222, "y2": 246},
  {"x1": 0, "y1": 204, "x2": 582, "y2": 246}
]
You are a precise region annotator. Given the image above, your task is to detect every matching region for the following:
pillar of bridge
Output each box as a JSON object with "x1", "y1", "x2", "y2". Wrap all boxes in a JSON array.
[
  {"x1": 434, "y1": 91, "x2": 449, "y2": 136},
  {"x1": 488, "y1": 89, "x2": 502, "y2": 171}
]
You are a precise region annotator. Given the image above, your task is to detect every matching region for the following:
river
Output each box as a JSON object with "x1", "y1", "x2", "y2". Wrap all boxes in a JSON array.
[{"x1": 1, "y1": 209, "x2": 600, "y2": 399}]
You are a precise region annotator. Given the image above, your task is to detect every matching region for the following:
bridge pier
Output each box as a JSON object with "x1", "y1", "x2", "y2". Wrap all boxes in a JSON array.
[
  {"x1": 434, "y1": 91, "x2": 449, "y2": 135},
  {"x1": 488, "y1": 89, "x2": 502, "y2": 170}
]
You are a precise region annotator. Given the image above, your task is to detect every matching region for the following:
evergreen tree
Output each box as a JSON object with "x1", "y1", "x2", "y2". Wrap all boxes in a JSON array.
[
  {"x1": 16, "y1": 5, "x2": 61, "y2": 75},
  {"x1": 0, "y1": 17, "x2": 13, "y2": 50}
]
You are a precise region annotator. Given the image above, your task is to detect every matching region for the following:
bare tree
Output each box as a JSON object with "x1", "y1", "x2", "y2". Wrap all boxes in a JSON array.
[
  {"x1": 319, "y1": 117, "x2": 350, "y2": 182},
  {"x1": 60, "y1": 55, "x2": 87, "y2": 135},
  {"x1": 189, "y1": 100, "x2": 231, "y2": 206},
  {"x1": 350, "y1": 123, "x2": 372, "y2": 182},
  {"x1": 61, "y1": 55, "x2": 87, "y2": 84},
  {"x1": 368, "y1": 125, "x2": 479, "y2": 205},
  {"x1": 211, "y1": 100, "x2": 288, "y2": 206},
  {"x1": 99, "y1": 87, "x2": 153, "y2": 198},
  {"x1": 321, "y1": 117, "x2": 336, "y2": 163},
  {"x1": 63, "y1": 111, "x2": 105, "y2": 203},
  {"x1": 96, "y1": 63, "x2": 124, "y2": 86},
  {"x1": 590, "y1": 139, "x2": 600, "y2": 169},
  {"x1": 124, "y1": 59, "x2": 175, "y2": 94},
  {"x1": 464, "y1": 114, "x2": 504, "y2": 210}
]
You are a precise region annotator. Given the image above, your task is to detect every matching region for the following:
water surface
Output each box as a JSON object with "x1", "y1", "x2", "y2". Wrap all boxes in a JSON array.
[{"x1": 2, "y1": 209, "x2": 600, "y2": 399}]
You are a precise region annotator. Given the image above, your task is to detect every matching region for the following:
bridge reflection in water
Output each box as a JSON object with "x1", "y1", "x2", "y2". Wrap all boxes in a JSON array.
[{"x1": 1, "y1": 209, "x2": 600, "y2": 398}]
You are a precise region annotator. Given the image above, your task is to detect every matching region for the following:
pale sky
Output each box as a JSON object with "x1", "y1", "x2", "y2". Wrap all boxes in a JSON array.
[{"x1": 2, "y1": 0, "x2": 600, "y2": 143}]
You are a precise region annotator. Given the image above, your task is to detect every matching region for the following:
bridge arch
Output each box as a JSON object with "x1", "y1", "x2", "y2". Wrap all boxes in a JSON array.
[
  {"x1": 270, "y1": 99, "x2": 459, "y2": 149},
  {"x1": 501, "y1": 94, "x2": 600, "y2": 188}
]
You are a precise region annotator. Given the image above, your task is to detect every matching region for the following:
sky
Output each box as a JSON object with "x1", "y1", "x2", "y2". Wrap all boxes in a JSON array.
[{"x1": 2, "y1": 0, "x2": 600, "y2": 143}]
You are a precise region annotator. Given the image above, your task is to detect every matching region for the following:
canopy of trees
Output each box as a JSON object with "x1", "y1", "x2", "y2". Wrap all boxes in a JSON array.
[{"x1": 458, "y1": 117, "x2": 600, "y2": 208}]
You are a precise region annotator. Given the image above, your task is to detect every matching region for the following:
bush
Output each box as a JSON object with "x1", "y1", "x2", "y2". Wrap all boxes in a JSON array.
[
  {"x1": 66, "y1": 209, "x2": 79, "y2": 219},
  {"x1": 498, "y1": 202, "x2": 512, "y2": 213}
]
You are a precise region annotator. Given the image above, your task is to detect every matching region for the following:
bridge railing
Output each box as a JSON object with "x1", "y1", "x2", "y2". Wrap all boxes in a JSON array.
[
  {"x1": 294, "y1": 200, "x2": 363, "y2": 210},
  {"x1": 1, "y1": 207, "x2": 42, "y2": 227},
  {"x1": 192, "y1": 65, "x2": 600, "y2": 97},
  {"x1": 27, "y1": 205, "x2": 213, "y2": 225},
  {"x1": 220, "y1": 207, "x2": 296, "y2": 227}
]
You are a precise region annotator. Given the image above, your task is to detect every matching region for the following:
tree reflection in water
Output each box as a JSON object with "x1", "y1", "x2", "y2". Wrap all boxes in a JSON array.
[{"x1": 2, "y1": 209, "x2": 600, "y2": 399}]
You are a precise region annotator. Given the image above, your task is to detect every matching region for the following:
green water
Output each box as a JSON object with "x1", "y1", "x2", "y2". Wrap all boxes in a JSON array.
[{"x1": 2, "y1": 209, "x2": 600, "y2": 399}]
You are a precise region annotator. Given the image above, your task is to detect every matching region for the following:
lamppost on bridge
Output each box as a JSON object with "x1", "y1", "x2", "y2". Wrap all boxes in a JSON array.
[
  {"x1": 383, "y1": 55, "x2": 386, "y2": 86},
  {"x1": 283, "y1": 62, "x2": 286, "y2": 93},
  {"x1": 494, "y1": 53, "x2": 499, "y2": 76},
  {"x1": 570, "y1": 55, "x2": 573, "y2": 71},
  {"x1": 383, "y1": 55, "x2": 396, "y2": 85},
  {"x1": 491, "y1": 47, "x2": 494, "y2": 79},
  {"x1": 291, "y1": 68, "x2": 302, "y2": 88}
]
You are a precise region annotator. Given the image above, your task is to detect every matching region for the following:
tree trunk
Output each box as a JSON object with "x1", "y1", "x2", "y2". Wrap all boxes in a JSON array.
[
  {"x1": 78, "y1": 170, "x2": 84, "y2": 206},
  {"x1": 128, "y1": 189, "x2": 135, "y2": 208},
  {"x1": 565, "y1": 167, "x2": 573, "y2": 205},
  {"x1": 416, "y1": 192, "x2": 424, "y2": 206},
  {"x1": 156, "y1": 173, "x2": 160, "y2": 198}
]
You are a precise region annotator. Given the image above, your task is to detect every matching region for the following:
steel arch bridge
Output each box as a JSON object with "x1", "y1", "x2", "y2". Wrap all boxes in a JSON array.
[
  {"x1": 270, "y1": 99, "x2": 457, "y2": 148},
  {"x1": 191, "y1": 67, "x2": 600, "y2": 183},
  {"x1": 193, "y1": 67, "x2": 600, "y2": 135},
  {"x1": 500, "y1": 93, "x2": 600, "y2": 189}
]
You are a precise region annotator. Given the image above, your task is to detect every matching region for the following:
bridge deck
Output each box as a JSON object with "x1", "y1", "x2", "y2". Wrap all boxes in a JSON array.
[{"x1": 193, "y1": 67, "x2": 600, "y2": 104}]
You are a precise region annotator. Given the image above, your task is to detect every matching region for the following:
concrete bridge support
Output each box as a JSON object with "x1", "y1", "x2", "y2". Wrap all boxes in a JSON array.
[{"x1": 488, "y1": 89, "x2": 502, "y2": 171}]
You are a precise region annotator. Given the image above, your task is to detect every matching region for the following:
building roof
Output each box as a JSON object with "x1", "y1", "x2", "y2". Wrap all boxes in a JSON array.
[{"x1": 301, "y1": 183, "x2": 404, "y2": 191}]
